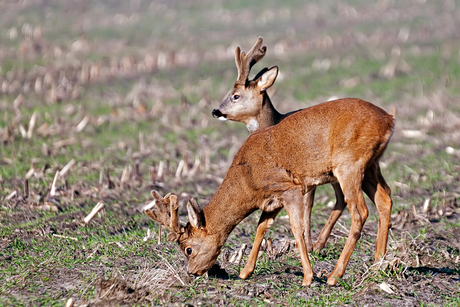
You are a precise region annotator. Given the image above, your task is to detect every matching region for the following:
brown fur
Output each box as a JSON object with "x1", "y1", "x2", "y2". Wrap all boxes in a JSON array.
[
  {"x1": 147, "y1": 98, "x2": 394, "y2": 286},
  {"x1": 212, "y1": 37, "x2": 394, "y2": 283}
]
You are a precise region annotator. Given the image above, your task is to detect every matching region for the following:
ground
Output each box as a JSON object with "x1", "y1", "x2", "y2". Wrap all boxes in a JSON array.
[{"x1": 1, "y1": 0, "x2": 460, "y2": 306}]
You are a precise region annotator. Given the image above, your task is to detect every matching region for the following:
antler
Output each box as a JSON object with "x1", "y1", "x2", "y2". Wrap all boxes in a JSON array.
[
  {"x1": 144, "y1": 190, "x2": 181, "y2": 242},
  {"x1": 235, "y1": 36, "x2": 267, "y2": 85}
]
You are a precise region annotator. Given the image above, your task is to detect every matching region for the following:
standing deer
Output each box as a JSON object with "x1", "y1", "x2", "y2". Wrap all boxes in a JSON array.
[
  {"x1": 211, "y1": 37, "x2": 393, "y2": 280},
  {"x1": 145, "y1": 97, "x2": 394, "y2": 286}
]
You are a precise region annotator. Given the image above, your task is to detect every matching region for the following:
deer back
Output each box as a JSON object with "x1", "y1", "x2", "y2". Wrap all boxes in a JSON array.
[{"x1": 232, "y1": 98, "x2": 394, "y2": 191}]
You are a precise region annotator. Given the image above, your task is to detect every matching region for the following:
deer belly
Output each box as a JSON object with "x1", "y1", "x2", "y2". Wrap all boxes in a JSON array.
[{"x1": 301, "y1": 172, "x2": 337, "y2": 189}]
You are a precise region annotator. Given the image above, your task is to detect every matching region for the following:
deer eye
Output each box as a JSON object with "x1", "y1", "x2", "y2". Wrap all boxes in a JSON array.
[
  {"x1": 232, "y1": 94, "x2": 240, "y2": 101},
  {"x1": 186, "y1": 247, "x2": 192, "y2": 256}
]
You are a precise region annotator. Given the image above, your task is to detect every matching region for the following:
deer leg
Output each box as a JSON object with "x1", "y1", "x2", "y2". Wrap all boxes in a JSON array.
[
  {"x1": 327, "y1": 172, "x2": 368, "y2": 286},
  {"x1": 312, "y1": 182, "x2": 346, "y2": 251},
  {"x1": 239, "y1": 207, "x2": 283, "y2": 279},
  {"x1": 362, "y1": 163, "x2": 392, "y2": 263},
  {"x1": 283, "y1": 189, "x2": 314, "y2": 286},
  {"x1": 303, "y1": 188, "x2": 316, "y2": 253}
]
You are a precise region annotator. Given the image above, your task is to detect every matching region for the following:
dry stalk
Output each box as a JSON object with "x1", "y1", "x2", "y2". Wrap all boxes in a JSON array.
[
  {"x1": 235, "y1": 244, "x2": 247, "y2": 264},
  {"x1": 379, "y1": 282, "x2": 395, "y2": 294},
  {"x1": 157, "y1": 161, "x2": 164, "y2": 179},
  {"x1": 76, "y1": 115, "x2": 89, "y2": 132},
  {"x1": 157, "y1": 253, "x2": 186, "y2": 286},
  {"x1": 115, "y1": 242, "x2": 125, "y2": 250},
  {"x1": 87, "y1": 245, "x2": 100, "y2": 259},
  {"x1": 50, "y1": 171, "x2": 59, "y2": 196},
  {"x1": 266, "y1": 238, "x2": 273, "y2": 255},
  {"x1": 25, "y1": 167, "x2": 35, "y2": 179},
  {"x1": 203, "y1": 150, "x2": 210, "y2": 172},
  {"x1": 27, "y1": 110, "x2": 37, "y2": 139},
  {"x1": 53, "y1": 234, "x2": 78, "y2": 241},
  {"x1": 24, "y1": 179, "x2": 29, "y2": 198},
  {"x1": 36, "y1": 122, "x2": 49, "y2": 135},
  {"x1": 149, "y1": 165, "x2": 155, "y2": 183},
  {"x1": 278, "y1": 239, "x2": 290, "y2": 254},
  {"x1": 53, "y1": 138, "x2": 76, "y2": 148},
  {"x1": 19, "y1": 124, "x2": 27, "y2": 138},
  {"x1": 139, "y1": 132, "x2": 145, "y2": 152},
  {"x1": 187, "y1": 157, "x2": 200, "y2": 177},
  {"x1": 5, "y1": 190, "x2": 17, "y2": 201},
  {"x1": 119, "y1": 166, "x2": 130, "y2": 187},
  {"x1": 143, "y1": 228, "x2": 152, "y2": 242},
  {"x1": 175, "y1": 160, "x2": 184, "y2": 178},
  {"x1": 158, "y1": 225, "x2": 162, "y2": 245},
  {"x1": 336, "y1": 221, "x2": 350, "y2": 233},
  {"x1": 65, "y1": 297, "x2": 74, "y2": 307},
  {"x1": 421, "y1": 198, "x2": 431, "y2": 213},
  {"x1": 83, "y1": 202, "x2": 105, "y2": 225},
  {"x1": 59, "y1": 159, "x2": 76, "y2": 177},
  {"x1": 99, "y1": 284, "x2": 115, "y2": 299}
]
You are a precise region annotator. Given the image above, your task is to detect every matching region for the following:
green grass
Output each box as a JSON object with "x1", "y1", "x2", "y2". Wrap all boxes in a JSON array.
[{"x1": 1, "y1": 0, "x2": 460, "y2": 305}]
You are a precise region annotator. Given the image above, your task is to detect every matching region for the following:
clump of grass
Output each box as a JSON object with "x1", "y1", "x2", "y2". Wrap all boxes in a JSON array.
[
  {"x1": 92, "y1": 252, "x2": 189, "y2": 304},
  {"x1": 134, "y1": 253, "x2": 189, "y2": 294}
]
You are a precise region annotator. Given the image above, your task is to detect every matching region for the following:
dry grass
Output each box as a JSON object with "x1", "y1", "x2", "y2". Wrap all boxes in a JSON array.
[{"x1": 1, "y1": 0, "x2": 460, "y2": 306}]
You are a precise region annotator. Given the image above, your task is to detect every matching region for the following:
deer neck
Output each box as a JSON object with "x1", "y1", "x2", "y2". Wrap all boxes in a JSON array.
[
  {"x1": 201, "y1": 170, "x2": 259, "y2": 246},
  {"x1": 247, "y1": 94, "x2": 283, "y2": 133}
]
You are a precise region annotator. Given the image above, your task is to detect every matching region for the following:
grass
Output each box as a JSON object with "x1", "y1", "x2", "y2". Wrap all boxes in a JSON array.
[{"x1": 1, "y1": 0, "x2": 460, "y2": 306}]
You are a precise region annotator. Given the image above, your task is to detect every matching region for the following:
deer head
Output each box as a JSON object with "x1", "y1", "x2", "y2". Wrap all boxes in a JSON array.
[
  {"x1": 212, "y1": 37, "x2": 279, "y2": 129},
  {"x1": 144, "y1": 191, "x2": 223, "y2": 276}
]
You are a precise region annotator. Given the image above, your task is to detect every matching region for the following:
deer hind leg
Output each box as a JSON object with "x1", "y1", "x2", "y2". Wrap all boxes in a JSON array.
[
  {"x1": 239, "y1": 207, "x2": 282, "y2": 279},
  {"x1": 283, "y1": 189, "x2": 314, "y2": 286},
  {"x1": 327, "y1": 170, "x2": 368, "y2": 286},
  {"x1": 362, "y1": 162, "x2": 393, "y2": 263},
  {"x1": 313, "y1": 182, "x2": 346, "y2": 251}
]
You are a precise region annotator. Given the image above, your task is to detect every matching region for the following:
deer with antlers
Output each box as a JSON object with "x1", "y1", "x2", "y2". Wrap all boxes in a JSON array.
[
  {"x1": 145, "y1": 94, "x2": 394, "y2": 285},
  {"x1": 211, "y1": 37, "x2": 394, "y2": 280}
]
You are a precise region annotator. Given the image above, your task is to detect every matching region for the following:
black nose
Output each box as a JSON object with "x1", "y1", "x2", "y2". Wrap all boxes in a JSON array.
[{"x1": 212, "y1": 109, "x2": 225, "y2": 118}]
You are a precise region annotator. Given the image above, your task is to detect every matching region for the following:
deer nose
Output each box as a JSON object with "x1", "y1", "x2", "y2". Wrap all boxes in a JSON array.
[{"x1": 212, "y1": 109, "x2": 225, "y2": 118}]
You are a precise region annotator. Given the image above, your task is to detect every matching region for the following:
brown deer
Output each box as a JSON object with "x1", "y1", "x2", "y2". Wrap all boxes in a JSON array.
[
  {"x1": 145, "y1": 97, "x2": 394, "y2": 286},
  {"x1": 212, "y1": 37, "x2": 393, "y2": 280}
]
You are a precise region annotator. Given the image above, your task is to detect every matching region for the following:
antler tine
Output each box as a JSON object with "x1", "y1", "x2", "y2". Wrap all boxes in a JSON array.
[
  {"x1": 144, "y1": 191, "x2": 181, "y2": 242},
  {"x1": 169, "y1": 194, "x2": 180, "y2": 233},
  {"x1": 235, "y1": 36, "x2": 267, "y2": 84}
]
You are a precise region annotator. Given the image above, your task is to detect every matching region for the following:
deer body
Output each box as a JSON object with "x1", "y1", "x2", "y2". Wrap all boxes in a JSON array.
[
  {"x1": 212, "y1": 37, "x2": 391, "y2": 280},
  {"x1": 146, "y1": 98, "x2": 394, "y2": 286}
]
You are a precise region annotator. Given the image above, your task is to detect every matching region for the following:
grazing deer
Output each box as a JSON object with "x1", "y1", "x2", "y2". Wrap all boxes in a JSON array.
[
  {"x1": 212, "y1": 37, "x2": 393, "y2": 280},
  {"x1": 145, "y1": 97, "x2": 394, "y2": 286}
]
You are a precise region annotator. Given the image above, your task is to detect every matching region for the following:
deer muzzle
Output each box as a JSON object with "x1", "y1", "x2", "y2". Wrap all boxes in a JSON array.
[{"x1": 212, "y1": 109, "x2": 228, "y2": 121}]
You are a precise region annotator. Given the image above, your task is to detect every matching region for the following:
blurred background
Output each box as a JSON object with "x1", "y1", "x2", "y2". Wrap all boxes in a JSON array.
[
  {"x1": 1, "y1": 0, "x2": 459, "y2": 198},
  {"x1": 2, "y1": 0, "x2": 460, "y2": 204},
  {"x1": 1, "y1": 0, "x2": 460, "y2": 305}
]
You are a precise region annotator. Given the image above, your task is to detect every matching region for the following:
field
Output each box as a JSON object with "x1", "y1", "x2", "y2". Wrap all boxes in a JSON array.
[{"x1": 1, "y1": 0, "x2": 460, "y2": 306}]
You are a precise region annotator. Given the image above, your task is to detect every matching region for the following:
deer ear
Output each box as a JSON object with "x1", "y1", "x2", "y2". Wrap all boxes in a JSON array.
[
  {"x1": 257, "y1": 66, "x2": 278, "y2": 91},
  {"x1": 187, "y1": 199, "x2": 204, "y2": 229}
]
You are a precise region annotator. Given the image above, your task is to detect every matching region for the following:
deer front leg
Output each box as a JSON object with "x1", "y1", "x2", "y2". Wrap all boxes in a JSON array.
[
  {"x1": 313, "y1": 182, "x2": 346, "y2": 251},
  {"x1": 239, "y1": 207, "x2": 282, "y2": 279}
]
